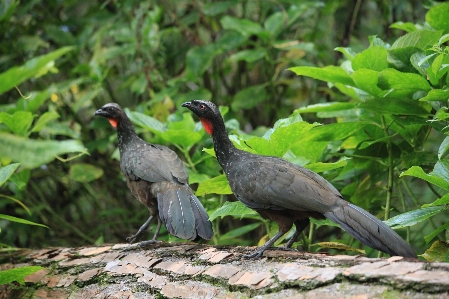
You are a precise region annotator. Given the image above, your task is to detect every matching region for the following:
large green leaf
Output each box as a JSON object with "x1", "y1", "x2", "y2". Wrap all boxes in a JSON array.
[
  {"x1": 69, "y1": 163, "x2": 104, "y2": 183},
  {"x1": 351, "y1": 69, "x2": 385, "y2": 97},
  {"x1": 0, "y1": 266, "x2": 44, "y2": 285},
  {"x1": 186, "y1": 44, "x2": 219, "y2": 79},
  {"x1": 304, "y1": 122, "x2": 368, "y2": 142},
  {"x1": 161, "y1": 130, "x2": 202, "y2": 149},
  {"x1": 420, "y1": 89, "x2": 449, "y2": 102},
  {"x1": 400, "y1": 165, "x2": 449, "y2": 190},
  {"x1": 305, "y1": 158, "x2": 349, "y2": 173},
  {"x1": 228, "y1": 49, "x2": 267, "y2": 63},
  {"x1": 0, "y1": 46, "x2": 73, "y2": 94},
  {"x1": 0, "y1": 214, "x2": 48, "y2": 228},
  {"x1": 196, "y1": 174, "x2": 232, "y2": 196},
  {"x1": 127, "y1": 111, "x2": 165, "y2": 134},
  {"x1": 0, "y1": 133, "x2": 85, "y2": 169},
  {"x1": 384, "y1": 206, "x2": 446, "y2": 229},
  {"x1": 426, "y1": 2, "x2": 449, "y2": 32},
  {"x1": 289, "y1": 66, "x2": 355, "y2": 87},
  {"x1": 377, "y1": 68, "x2": 431, "y2": 98},
  {"x1": 294, "y1": 102, "x2": 356, "y2": 114},
  {"x1": 31, "y1": 110, "x2": 60, "y2": 133},
  {"x1": 421, "y1": 240, "x2": 449, "y2": 262},
  {"x1": 209, "y1": 201, "x2": 258, "y2": 221},
  {"x1": 0, "y1": 163, "x2": 20, "y2": 187},
  {"x1": 0, "y1": 111, "x2": 34, "y2": 136},
  {"x1": 202, "y1": 1, "x2": 238, "y2": 16},
  {"x1": 391, "y1": 30, "x2": 442, "y2": 50},
  {"x1": 352, "y1": 46, "x2": 388, "y2": 72},
  {"x1": 220, "y1": 16, "x2": 262, "y2": 37},
  {"x1": 231, "y1": 84, "x2": 268, "y2": 110},
  {"x1": 360, "y1": 98, "x2": 430, "y2": 116}
]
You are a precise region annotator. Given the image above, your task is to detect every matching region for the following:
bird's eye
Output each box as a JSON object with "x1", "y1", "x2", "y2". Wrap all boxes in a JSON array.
[{"x1": 200, "y1": 104, "x2": 206, "y2": 110}]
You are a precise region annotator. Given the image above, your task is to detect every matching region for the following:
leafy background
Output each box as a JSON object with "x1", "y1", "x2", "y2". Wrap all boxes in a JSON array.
[{"x1": 1, "y1": 0, "x2": 448, "y2": 261}]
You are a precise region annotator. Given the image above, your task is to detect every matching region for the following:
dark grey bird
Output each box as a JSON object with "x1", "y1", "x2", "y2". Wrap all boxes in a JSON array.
[
  {"x1": 182, "y1": 100, "x2": 416, "y2": 259},
  {"x1": 94, "y1": 103, "x2": 213, "y2": 244}
]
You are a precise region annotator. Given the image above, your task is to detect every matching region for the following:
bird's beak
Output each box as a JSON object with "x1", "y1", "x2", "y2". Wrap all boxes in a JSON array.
[
  {"x1": 94, "y1": 108, "x2": 110, "y2": 117},
  {"x1": 181, "y1": 101, "x2": 192, "y2": 109}
]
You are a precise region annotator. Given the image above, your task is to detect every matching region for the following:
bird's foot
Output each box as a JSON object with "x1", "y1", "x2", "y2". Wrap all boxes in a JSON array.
[
  {"x1": 242, "y1": 249, "x2": 265, "y2": 259},
  {"x1": 126, "y1": 233, "x2": 142, "y2": 244},
  {"x1": 139, "y1": 240, "x2": 162, "y2": 247},
  {"x1": 277, "y1": 245, "x2": 294, "y2": 251}
]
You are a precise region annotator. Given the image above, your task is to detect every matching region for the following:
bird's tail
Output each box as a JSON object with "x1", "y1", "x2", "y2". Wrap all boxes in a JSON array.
[
  {"x1": 156, "y1": 182, "x2": 213, "y2": 241},
  {"x1": 324, "y1": 202, "x2": 416, "y2": 258}
]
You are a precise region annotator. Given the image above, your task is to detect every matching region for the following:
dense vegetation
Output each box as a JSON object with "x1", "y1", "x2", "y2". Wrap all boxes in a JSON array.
[{"x1": 1, "y1": 0, "x2": 448, "y2": 261}]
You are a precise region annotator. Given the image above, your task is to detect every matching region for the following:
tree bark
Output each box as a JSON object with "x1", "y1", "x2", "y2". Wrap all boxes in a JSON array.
[{"x1": 1, "y1": 242, "x2": 448, "y2": 298}]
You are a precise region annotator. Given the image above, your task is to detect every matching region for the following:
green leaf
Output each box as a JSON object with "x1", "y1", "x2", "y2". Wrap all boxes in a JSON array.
[
  {"x1": 196, "y1": 174, "x2": 232, "y2": 196},
  {"x1": 0, "y1": 133, "x2": 85, "y2": 169},
  {"x1": 228, "y1": 49, "x2": 267, "y2": 63},
  {"x1": 0, "y1": 214, "x2": 48, "y2": 228},
  {"x1": 0, "y1": 163, "x2": 20, "y2": 187},
  {"x1": 304, "y1": 122, "x2": 368, "y2": 142},
  {"x1": 294, "y1": 102, "x2": 356, "y2": 114},
  {"x1": 0, "y1": 111, "x2": 34, "y2": 136},
  {"x1": 31, "y1": 110, "x2": 60, "y2": 133},
  {"x1": 352, "y1": 46, "x2": 388, "y2": 72},
  {"x1": 231, "y1": 84, "x2": 268, "y2": 110},
  {"x1": 161, "y1": 130, "x2": 202, "y2": 149},
  {"x1": 220, "y1": 16, "x2": 262, "y2": 37},
  {"x1": 69, "y1": 163, "x2": 104, "y2": 183},
  {"x1": 127, "y1": 111, "x2": 165, "y2": 134},
  {"x1": 360, "y1": 98, "x2": 430, "y2": 116},
  {"x1": 289, "y1": 66, "x2": 355, "y2": 87},
  {"x1": 209, "y1": 201, "x2": 257, "y2": 221},
  {"x1": 421, "y1": 240, "x2": 449, "y2": 262},
  {"x1": 426, "y1": 2, "x2": 449, "y2": 32},
  {"x1": 420, "y1": 89, "x2": 449, "y2": 102},
  {"x1": 377, "y1": 68, "x2": 431, "y2": 98},
  {"x1": 215, "y1": 30, "x2": 247, "y2": 52},
  {"x1": 400, "y1": 166, "x2": 449, "y2": 190},
  {"x1": 391, "y1": 30, "x2": 442, "y2": 50},
  {"x1": 202, "y1": 0, "x2": 238, "y2": 16},
  {"x1": 310, "y1": 218, "x2": 341, "y2": 229},
  {"x1": 264, "y1": 11, "x2": 284, "y2": 37},
  {"x1": 0, "y1": 266, "x2": 44, "y2": 285},
  {"x1": 220, "y1": 223, "x2": 262, "y2": 241},
  {"x1": 186, "y1": 44, "x2": 219, "y2": 80},
  {"x1": 334, "y1": 47, "x2": 357, "y2": 61},
  {"x1": 384, "y1": 206, "x2": 446, "y2": 229},
  {"x1": 0, "y1": 46, "x2": 73, "y2": 94},
  {"x1": 424, "y1": 220, "x2": 449, "y2": 244},
  {"x1": 351, "y1": 69, "x2": 385, "y2": 97},
  {"x1": 438, "y1": 136, "x2": 449, "y2": 160},
  {"x1": 305, "y1": 158, "x2": 349, "y2": 173},
  {"x1": 312, "y1": 241, "x2": 365, "y2": 254},
  {"x1": 390, "y1": 21, "x2": 419, "y2": 32}
]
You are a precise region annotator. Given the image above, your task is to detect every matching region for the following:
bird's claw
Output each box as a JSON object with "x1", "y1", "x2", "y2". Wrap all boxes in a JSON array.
[
  {"x1": 126, "y1": 234, "x2": 139, "y2": 244},
  {"x1": 242, "y1": 250, "x2": 264, "y2": 259}
]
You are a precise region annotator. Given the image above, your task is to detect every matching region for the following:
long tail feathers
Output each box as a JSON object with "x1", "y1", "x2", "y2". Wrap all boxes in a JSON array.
[
  {"x1": 324, "y1": 203, "x2": 417, "y2": 258},
  {"x1": 157, "y1": 183, "x2": 213, "y2": 241}
]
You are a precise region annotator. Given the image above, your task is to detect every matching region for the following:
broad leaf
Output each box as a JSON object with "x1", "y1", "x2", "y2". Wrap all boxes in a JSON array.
[
  {"x1": 305, "y1": 158, "x2": 349, "y2": 173},
  {"x1": 384, "y1": 206, "x2": 446, "y2": 229},
  {"x1": 202, "y1": 1, "x2": 238, "y2": 16},
  {"x1": 360, "y1": 98, "x2": 430, "y2": 116},
  {"x1": 421, "y1": 240, "x2": 449, "y2": 262},
  {"x1": 0, "y1": 163, "x2": 20, "y2": 187},
  {"x1": 391, "y1": 30, "x2": 442, "y2": 50},
  {"x1": 426, "y1": 2, "x2": 449, "y2": 32},
  {"x1": 289, "y1": 66, "x2": 355, "y2": 87},
  {"x1": 161, "y1": 130, "x2": 202, "y2": 149},
  {"x1": 231, "y1": 84, "x2": 268, "y2": 110},
  {"x1": 196, "y1": 174, "x2": 232, "y2": 196},
  {"x1": 0, "y1": 133, "x2": 85, "y2": 168},
  {"x1": 69, "y1": 163, "x2": 104, "y2": 183},
  {"x1": 352, "y1": 46, "x2": 388, "y2": 72},
  {"x1": 0, "y1": 266, "x2": 44, "y2": 285},
  {"x1": 401, "y1": 166, "x2": 449, "y2": 190},
  {"x1": 209, "y1": 201, "x2": 257, "y2": 221},
  {"x1": 127, "y1": 111, "x2": 165, "y2": 133},
  {"x1": 294, "y1": 102, "x2": 356, "y2": 114},
  {"x1": 0, "y1": 111, "x2": 34, "y2": 136},
  {"x1": 420, "y1": 89, "x2": 449, "y2": 102},
  {"x1": 0, "y1": 46, "x2": 73, "y2": 94},
  {"x1": 31, "y1": 110, "x2": 60, "y2": 133},
  {"x1": 186, "y1": 44, "x2": 219, "y2": 79},
  {"x1": 304, "y1": 122, "x2": 368, "y2": 142},
  {"x1": 220, "y1": 16, "x2": 262, "y2": 37}
]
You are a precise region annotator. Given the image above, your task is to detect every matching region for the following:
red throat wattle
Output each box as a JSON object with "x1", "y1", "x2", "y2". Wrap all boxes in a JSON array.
[
  {"x1": 200, "y1": 118, "x2": 214, "y2": 135},
  {"x1": 108, "y1": 118, "x2": 118, "y2": 128}
]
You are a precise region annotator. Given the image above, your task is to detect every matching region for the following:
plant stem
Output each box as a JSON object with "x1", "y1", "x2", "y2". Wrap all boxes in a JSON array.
[
  {"x1": 379, "y1": 115, "x2": 394, "y2": 258},
  {"x1": 308, "y1": 222, "x2": 314, "y2": 252}
]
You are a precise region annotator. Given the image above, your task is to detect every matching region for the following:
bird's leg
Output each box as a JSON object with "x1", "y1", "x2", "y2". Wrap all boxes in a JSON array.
[
  {"x1": 126, "y1": 215, "x2": 154, "y2": 244},
  {"x1": 280, "y1": 218, "x2": 310, "y2": 250},
  {"x1": 139, "y1": 216, "x2": 163, "y2": 247},
  {"x1": 243, "y1": 231, "x2": 285, "y2": 259}
]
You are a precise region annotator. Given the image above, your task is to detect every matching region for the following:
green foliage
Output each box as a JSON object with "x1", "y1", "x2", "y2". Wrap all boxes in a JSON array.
[
  {"x1": 0, "y1": 266, "x2": 43, "y2": 285},
  {"x1": 0, "y1": 0, "x2": 446, "y2": 259}
]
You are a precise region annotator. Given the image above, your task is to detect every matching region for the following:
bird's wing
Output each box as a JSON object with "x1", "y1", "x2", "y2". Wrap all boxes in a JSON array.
[
  {"x1": 122, "y1": 142, "x2": 188, "y2": 184},
  {"x1": 229, "y1": 156, "x2": 342, "y2": 213}
]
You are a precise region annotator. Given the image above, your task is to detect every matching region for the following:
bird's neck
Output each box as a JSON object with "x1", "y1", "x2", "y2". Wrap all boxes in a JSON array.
[
  {"x1": 210, "y1": 120, "x2": 238, "y2": 170},
  {"x1": 116, "y1": 117, "x2": 139, "y2": 151}
]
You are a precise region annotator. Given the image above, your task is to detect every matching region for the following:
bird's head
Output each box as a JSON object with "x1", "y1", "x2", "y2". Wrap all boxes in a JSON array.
[
  {"x1": 94, "y1": 103, "x2": 125, "y2": 128},
  {"x1": 182, "y1": 100, "x2": 221, "y2": 135}
]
